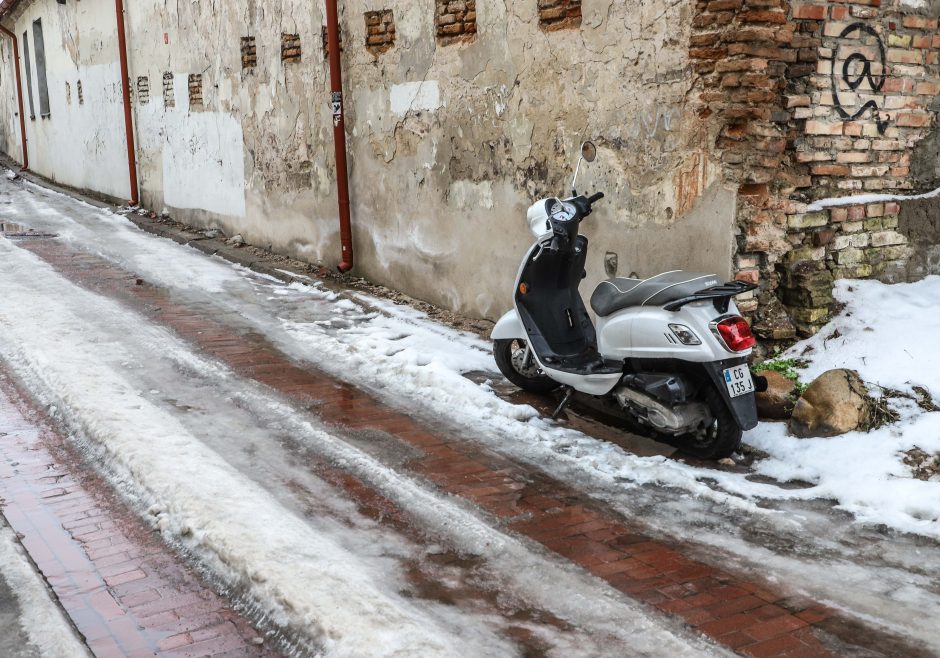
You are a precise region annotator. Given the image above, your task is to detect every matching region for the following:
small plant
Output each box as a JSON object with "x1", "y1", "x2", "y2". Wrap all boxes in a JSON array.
[
  {"x1": 867, "y1": 387, "x2": 903, "y2": 430},
  {"x1": 758, "y1": 357, "x2": 808, "y2": 381},
  {"x1": 757, "y1": 357, "x2": 810, "y2": 406}
]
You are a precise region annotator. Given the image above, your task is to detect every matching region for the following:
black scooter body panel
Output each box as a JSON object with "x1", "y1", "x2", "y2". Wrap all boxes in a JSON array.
[{"x1": 700, "y1": 358, "x2": 759, "y2": 431}]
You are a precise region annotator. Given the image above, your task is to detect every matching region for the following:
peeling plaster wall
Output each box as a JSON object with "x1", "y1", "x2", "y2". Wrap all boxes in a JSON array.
[
  {"x1": 0, "y1": 0, "x2": 129, "y2": 199},
  {"x1": 0, "y1": 40, "x2": 20, "y2": 163},
  {"x1": 1, "y1": 0, "x2": 735, "y2": 321}
]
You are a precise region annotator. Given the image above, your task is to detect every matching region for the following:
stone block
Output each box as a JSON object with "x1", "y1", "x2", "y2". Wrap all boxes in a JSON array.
[
  {"x1": 870, "y1": 230, "x2": 907, "y2": 247},
  {"x1": 832, "y1": 264, "x2": 873, "y2": 279},
  {"x1": 787, "y1": 211, "x2": 829, "y2": 229},
  {"x1": 834, "y1": 247, "x2": 866, "y2": 265},
  {"x1": 790, "y1": 306, "x2": 831, "y2": 323}
]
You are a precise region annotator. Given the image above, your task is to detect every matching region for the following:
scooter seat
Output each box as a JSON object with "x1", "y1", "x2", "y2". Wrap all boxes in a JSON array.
[{"x1": 590, "y1": 271, "x2": 721, "y2": 317}]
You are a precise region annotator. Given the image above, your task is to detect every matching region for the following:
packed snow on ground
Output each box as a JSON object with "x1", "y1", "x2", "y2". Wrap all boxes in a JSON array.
[
  {"x1": 0, "y1": 521, "x2": 90, "y2": 658},
  {"x1": 4, "y1": 174, "x2": 940, "y2": 646},
  {"x1": 745, "y1": 277, "x2": 940, "y2": 536},
  {"x1": 0, "y1": 236, "x2": 725, "y2": 657}
]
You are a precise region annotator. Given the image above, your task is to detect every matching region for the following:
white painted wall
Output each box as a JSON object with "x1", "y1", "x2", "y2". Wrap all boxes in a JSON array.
[
  {"x1": 135, "y1": 74, "x2": 246, "y2": 218},
  {"x1": 3, "y1": 0, "x2": 129, "y2": 200}
]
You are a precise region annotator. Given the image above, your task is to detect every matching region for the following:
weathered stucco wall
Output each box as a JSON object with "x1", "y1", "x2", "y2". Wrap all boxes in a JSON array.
[
  {"x1": 1, "y1": 0, "x2": 737, "y2": 322},
  {"x1": 2, "y1": 0, "x2": 938, "y2": 334},
  {"x1": 0, "y1": 0, "x2": 129, "y2": 199}
]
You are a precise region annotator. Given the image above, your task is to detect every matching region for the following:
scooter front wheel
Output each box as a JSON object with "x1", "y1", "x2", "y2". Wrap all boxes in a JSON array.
[{"x1": 493, "y1": 339, "x2": 560, "y2": 394}]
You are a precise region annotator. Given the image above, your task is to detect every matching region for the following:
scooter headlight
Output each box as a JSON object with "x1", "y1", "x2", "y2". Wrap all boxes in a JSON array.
[{"x1": 668, "y1": 324, "x2": 702, "y2": 345}]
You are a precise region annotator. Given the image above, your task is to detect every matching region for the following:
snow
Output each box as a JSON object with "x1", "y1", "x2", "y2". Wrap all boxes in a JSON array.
[
  {"x1": 743, "y1": 277, "x2": 940, "y2": 537},
  {"x1": 4, "y1": 172, "x2": 940, "y2": 650},
  {"x1": 0, "y1": 522, "x2": 91, "y2": 658},
  {"x1": 0, "y1": 229, "x2": 723, "y2": 655},
  {"x1": 805, "y1": 185, "x2": 940, "y2": 211}
]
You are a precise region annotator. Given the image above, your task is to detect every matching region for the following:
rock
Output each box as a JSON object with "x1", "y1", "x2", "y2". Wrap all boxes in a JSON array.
[
  {"x1": 226, "y1": 234, "x2": 244, "y2": 247},
  {"x1": 205, "y1": 229, "x2": 222, "y2": 239},
  {"x1": 160, "y1": 208, "x2": 170, "y2": 218},
  {"x1": 755, "y1": 370, "x2": 797, "y2": 420},
  {"x1": 789, "y1": 369, "x2": 872, "y2": 438}
]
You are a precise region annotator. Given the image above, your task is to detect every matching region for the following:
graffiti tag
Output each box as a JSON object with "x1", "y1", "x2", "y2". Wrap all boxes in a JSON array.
[
  {"x1": 831, "y1": 22, "x2": 890, "y2": 135},
  {"x1": 627, "y1": 106, "x2": 678, "y2": 140}
]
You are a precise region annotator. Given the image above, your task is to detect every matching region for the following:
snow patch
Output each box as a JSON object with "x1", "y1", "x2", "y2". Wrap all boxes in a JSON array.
[
  {"x1": 806, "y1": 185, "x2": 940, "y2": 211},
  {"x1": 0, "y1": 523, "x2": 90, "y2": 658}
]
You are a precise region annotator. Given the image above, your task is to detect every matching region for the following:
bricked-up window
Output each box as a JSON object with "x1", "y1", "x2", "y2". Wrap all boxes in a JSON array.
[
  {"x1": 365, "y1": 10, "x2": 395, "y2": 55},
  {"x1": 32, "y1": 19, "x2": 51, "y2": 117},
  {"x1": 322, "y1": 25, "x2": 344, "y2": 57},
  {"x1": 537, "y1": 0, "x2": 582, "y2": 31},
  {"x1": 137, "y1": 76, "x2": 150, "y2": 105},
  {"x1": 188, "y1": 73, "x2": 203, "y2": 109},
  {"x1": 241, "y1": 36, "x2": 257, "y2": 70},
  {"x1": 163, "y1": 72, "x2": 174, "y2": 108},
  {"x1": 76, "y1": 79, "x2": 83, "y2": 105},
  {"x1": 65, "y1": 81, "x2": 71, "y2": 105},
  {"x1": 436, "y1": 0, "x2": 477, "y2": 45},
  {"x1": 281, "y1": 33, "x2": 302, "y2": 63},
  {"x1": 22, "y1": 31, "x2": 34, "y2": 119}
]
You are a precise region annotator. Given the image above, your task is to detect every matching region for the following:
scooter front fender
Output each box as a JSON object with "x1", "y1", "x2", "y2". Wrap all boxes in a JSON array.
[{"x1": 491, "y1": 309, "x2": 526, "y2": 340}]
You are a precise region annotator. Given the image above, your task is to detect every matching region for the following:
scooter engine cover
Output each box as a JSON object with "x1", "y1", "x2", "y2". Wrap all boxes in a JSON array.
[{"x1": 621, "y1": 372, "x2": 695, "y2": 405}]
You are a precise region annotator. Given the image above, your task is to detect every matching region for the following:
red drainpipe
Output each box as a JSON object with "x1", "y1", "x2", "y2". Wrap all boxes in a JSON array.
[
  {"x1": 114, "y1": 0, "x2": 139, "y2": 205},
  {"x1": 325, "y1": 0, "x2": 354, "y2": 273},
  {"x1": 0, "y1": 24, "x2": 29, "y2": 170}
]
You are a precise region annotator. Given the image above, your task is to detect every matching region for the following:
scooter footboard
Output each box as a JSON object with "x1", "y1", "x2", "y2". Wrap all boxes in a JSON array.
[{"x1": 700, "y1": 359, "x2": 759, "y2": 431}]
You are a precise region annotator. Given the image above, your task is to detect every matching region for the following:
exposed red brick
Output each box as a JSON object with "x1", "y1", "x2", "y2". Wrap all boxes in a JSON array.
[
  {"x1": 791, "y1": 4, "x2": 826, "y2": 20},
  {"x1": 902, "y1": 15, "x2": 938, "y2": 29}
]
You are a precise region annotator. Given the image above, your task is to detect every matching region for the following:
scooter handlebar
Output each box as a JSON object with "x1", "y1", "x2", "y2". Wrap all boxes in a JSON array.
[{"x1": 587, "y1": 192, "x2": 605, "y2": 205}]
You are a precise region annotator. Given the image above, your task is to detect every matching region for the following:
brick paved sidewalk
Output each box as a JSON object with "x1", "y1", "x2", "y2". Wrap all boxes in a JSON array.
[
  {"x1": 15, "y1": 227, "x2": 932, "y2": 657},
  {"x1": 0, "y1": 372, "x2": 279, "y2": 658}
]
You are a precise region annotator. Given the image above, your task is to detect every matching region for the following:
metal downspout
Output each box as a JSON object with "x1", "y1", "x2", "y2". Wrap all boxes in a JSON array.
[
  {"x1": 325, "y1": 0, "x2": 354, "y2": 273},
  {"x1": 0, "y1": 24, "x2": 28, "y2": 170},
  {"x1": 114, "y1": 0, "x2": 139, "y2": 205}
]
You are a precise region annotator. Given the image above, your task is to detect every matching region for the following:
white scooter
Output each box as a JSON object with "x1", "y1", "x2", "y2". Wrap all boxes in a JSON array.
[{"x1": 492, "y1": 142, "x2": 764, "y2": 459}]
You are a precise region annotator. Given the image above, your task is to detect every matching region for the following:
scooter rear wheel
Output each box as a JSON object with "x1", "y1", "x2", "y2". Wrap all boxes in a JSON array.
[
  {"x1": 680, "y1": 386, "x2": 742, "y2": 460},
  {"x1": 493, "y1": 339, "x2": 560, "y2": 394}
]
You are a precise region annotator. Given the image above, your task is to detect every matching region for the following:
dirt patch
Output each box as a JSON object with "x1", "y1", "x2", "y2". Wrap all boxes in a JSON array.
[{"x1": 903, "y1": 447, "x2": 940, "y2": 481}]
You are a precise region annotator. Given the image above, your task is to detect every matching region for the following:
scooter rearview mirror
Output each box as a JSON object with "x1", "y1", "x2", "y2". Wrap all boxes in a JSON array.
[
  {"x1": 580, "y1": 141, "x2": 597, "y2": 163},
  {"x1": 571, "y1": 140, "x2": 597, "y2": 195}
]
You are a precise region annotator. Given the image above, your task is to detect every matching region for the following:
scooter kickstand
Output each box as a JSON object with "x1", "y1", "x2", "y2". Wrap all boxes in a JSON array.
[{"x1": 552, "y1": 386, "x2": 575, "y2": 421}]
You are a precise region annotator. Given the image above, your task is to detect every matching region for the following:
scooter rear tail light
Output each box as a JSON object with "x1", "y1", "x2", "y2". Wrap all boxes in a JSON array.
[{"x1": 715, "y1": 316, "x2": 755, "y2": 352}]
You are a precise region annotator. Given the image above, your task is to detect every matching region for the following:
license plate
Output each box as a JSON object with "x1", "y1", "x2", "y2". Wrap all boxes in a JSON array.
[{"x1": 723, "y1": 365, "x2": 754, "y2": 398}]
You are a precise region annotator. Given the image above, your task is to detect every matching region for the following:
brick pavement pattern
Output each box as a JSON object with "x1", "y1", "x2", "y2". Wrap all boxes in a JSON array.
[
  {"x1": 13, "y1": 235, "x2": 932, "y2": 658},
  {"x1": 0, "y1": 373, "x2": 278, "y2": 658}
]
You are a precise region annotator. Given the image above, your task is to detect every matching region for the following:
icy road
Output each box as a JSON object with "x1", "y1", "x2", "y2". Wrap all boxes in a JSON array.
[{"x1": 0, "y1": 173, "x2": 937, "y2": 657}]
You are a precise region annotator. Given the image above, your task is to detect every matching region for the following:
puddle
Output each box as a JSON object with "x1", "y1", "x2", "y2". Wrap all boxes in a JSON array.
[{"x1": 0, "y1": 222, "x2": 58, "y2": 239}]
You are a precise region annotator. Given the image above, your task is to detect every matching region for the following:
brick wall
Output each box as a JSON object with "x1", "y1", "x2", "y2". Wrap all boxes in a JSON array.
[
  {"x1": 365, "y1": 10, "x2": 396, "y2": 55},
  {"x1": 241, "y1": 36, "x2": 257, "y2": 70},
  {"x1": 281, "y1": 33, "x2": 302, "y2": 63},
  {"x1": 188, "y1": 73, "x2": 203, "y2": 109},
  {"x1": 538, "y1": 0, "x2": 582, "y2": 31},
  {"x1": 436, "y1": 0, "x2": 477, "y2": 44},
  {"x1": 690, "y1": 0, "x2": 940, "y2": 341}
]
